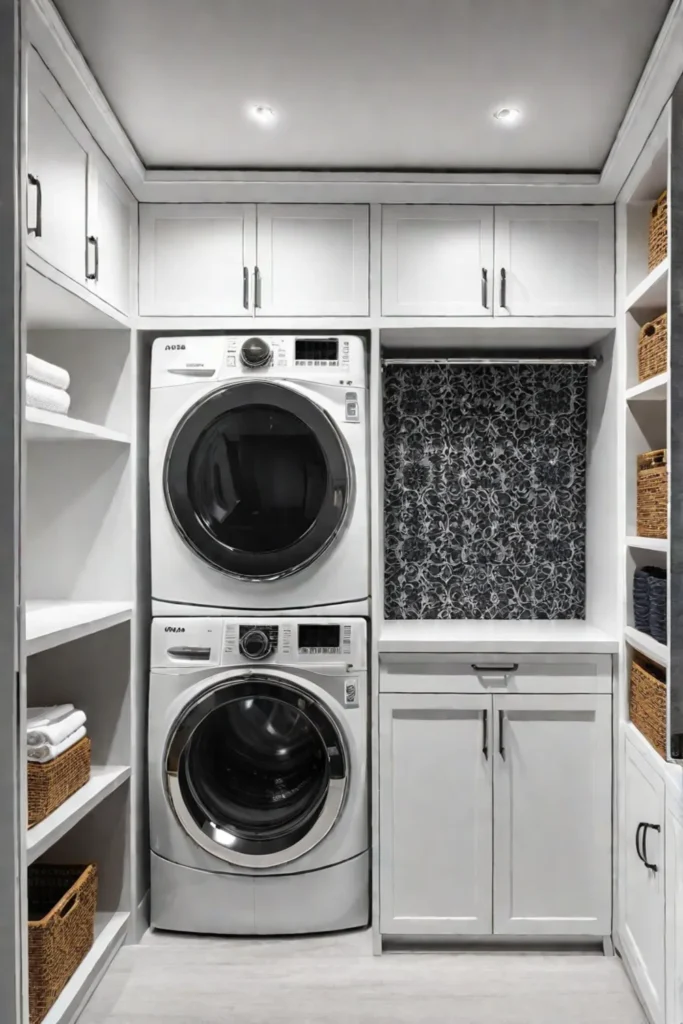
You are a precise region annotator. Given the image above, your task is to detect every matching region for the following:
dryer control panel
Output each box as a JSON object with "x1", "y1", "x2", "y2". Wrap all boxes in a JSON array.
[
  {"x1": 151, "y1": 618, "x2": 367, "y2": 672},
  {"x1": 151, "y1": 335, "x2": 367, "y2": 389}
]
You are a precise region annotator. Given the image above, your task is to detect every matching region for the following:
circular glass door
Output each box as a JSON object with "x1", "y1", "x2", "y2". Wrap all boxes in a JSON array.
[
  {"x1": 165, "y1": 381, "x2": 351, "y2": 580},
  {"x1": 165, "y1": 677, "x2": 348, "y2": 868}
]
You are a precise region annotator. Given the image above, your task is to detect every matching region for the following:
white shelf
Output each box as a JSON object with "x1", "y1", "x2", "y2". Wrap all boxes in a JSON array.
[
  {"x1": 40, "y1": 912, "x2": 129, "y2": 1024},
  {"x1": 27, "y1": 766, "x2": 130, "y2": 866},
  {"x1": 379, "y1": 619, "x2": 619, "y2": 654},
  {"x1": 26, "y1": 407, "x2": 130, "y2": 444},
  {"x1": 626, "y1": 258, "x2": 668, "y2": 314},
  {"x1": 26, "y1": 600, "x2": 133, "y2": 656},
  {"x1": 626, "y1": 535, "x2": 668, "y2": 552},
  {"x1": 625, "y1": 625, "x2": 668, "y2": 667},
  {"x1": 626, "y1": 372, "x2": 668, "y2": 403}
]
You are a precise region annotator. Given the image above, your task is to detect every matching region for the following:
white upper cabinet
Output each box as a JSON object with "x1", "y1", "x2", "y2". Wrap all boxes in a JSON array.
[
  {"x1": 382, "y1": 205, "x2": 494, "y2": 316},
  {"x1": 379, "y1": 693, "x2": 493, "y2": 936},
  {"x1": 621, "y1": 733, "x2": 666, "y2": 1024},
  {"x1": 255, "y1": 204, "x2": 369, "y2": 316},
  {"x1": 27, "y1": 49, "x2": 89, "y2": 284},
  {"x1": 139, "y1": 204, "x2": 256, "y2": 316},
  {"x1": 86, "y1": 155, "x2": 135, "y2": 315},
  {"x1": 493, "y1": 694, "x2": 612, "y2": 936},
  {"x1": 493, "y1": 206, "x2": 614, "y2": 316}
]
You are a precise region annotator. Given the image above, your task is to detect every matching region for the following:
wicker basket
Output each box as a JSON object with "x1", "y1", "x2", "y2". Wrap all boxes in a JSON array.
[
  {"x1": 648, "y1": 189, "x2": 668, "y2": 271},
  {"x1": 630, "y1": 654, "x2": 667, "y2": 759},
  {"x1": 28, "y1": 864, "x2": 98, "y2": 1024},
  {"x1": 638, "y1": 312, "x2": 667, "y2": 383},
  {"x1": 28, "y1": 737, "x2": 91, "y2": 829},
  {"x1": 637, "y1": 449, "x2": 668, "y2": 539}
]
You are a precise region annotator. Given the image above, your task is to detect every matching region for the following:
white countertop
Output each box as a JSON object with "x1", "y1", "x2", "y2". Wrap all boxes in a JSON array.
[{"x1": 378, "y1": 619, "x2": 618, "y2": 654}]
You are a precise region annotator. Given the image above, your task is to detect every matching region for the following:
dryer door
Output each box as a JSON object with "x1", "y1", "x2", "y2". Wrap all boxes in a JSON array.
[
  {"x1": 164, "y1": 380, "x2": 351, "y2": 580},
  {"x1": 165, "y1": 675, "x2": 348, "y2": 868}
]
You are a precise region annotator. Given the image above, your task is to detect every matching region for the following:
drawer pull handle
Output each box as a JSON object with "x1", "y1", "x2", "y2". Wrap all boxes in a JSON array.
[
  {"x1": 499, "y1": 710, "x2": 505, "y2": 759},
  {"x1": 638, "y1": 821, "x2": 661, "y2": 872},
  {"x1": 27, "y1": 173, "x2": 42, "y2": 237},
  {"x1": 482, "y1": 709, "x2": 488, "y2": 760},
  {"x1": 471, "y1": 663, "x2": 518, "y2": 675}
]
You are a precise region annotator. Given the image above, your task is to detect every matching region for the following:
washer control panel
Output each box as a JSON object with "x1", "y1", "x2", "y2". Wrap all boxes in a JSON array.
[{"x1": 152, "y1": 618, "x2": 366, "y2": 671}]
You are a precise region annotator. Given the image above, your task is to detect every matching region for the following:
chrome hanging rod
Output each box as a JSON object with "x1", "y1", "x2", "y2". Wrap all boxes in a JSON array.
[{"x1": 382, "y1": 356, "x2": 599, "y2": 367}]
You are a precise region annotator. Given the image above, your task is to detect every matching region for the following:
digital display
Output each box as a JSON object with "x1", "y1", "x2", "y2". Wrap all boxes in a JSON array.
[
  {"x1": 298, "y1": 624, "x2": 341, "y2": 650},
  {"x1": 295, "y1": 339, "x2": 338, "y2": 362}
]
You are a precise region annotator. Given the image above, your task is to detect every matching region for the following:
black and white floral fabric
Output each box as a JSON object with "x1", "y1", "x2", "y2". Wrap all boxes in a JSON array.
[{"x1": 383, "y1": 364, "x2": 587, "y2": 619}]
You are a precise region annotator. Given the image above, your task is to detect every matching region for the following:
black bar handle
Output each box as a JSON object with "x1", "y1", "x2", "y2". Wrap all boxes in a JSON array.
[
  {"x1": 472, "y1": 663, "x2": 518, "y2": 674},
  {"x1": 28, "y1": 173, "x2": 42, "y2": 237},
  {"x1": 242, "y1": 266, "x2": 249, "y2": 309},
  {"x1": 500, "y1": 267, "x2": 507, "y2": 309},
  {"x1": 641, "y1": 822, "x2": 661, "y2": 872},
  {"x1": 86, "y1": 235, "x2": 99, "y2": 281},
  {"x1": 635, "y1": 822, "x2": 645, "y2": 864},
  {"x1": 482, "y1": 709, "x2": 488, "y2": 759},
  {"x1": 254, "y1": 265, "x2": 262, "y2": 309},
  {"x1": 481, "y1": 267, "x2": 488, "y2": 309},
  {"x1": 499, "y1": 710, "x2": 505, "y2": 758}
]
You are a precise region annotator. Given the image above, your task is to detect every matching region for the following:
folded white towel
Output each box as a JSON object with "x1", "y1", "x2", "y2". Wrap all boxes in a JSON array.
[
  {"x1": 28, "y1": 710, "x2": 86, "y2": 748},
  {"x1": 27, "y1": 705, "x2": 75, "y2": 729},
  {"x1": 27, "y1": 354, "x2": 70, "y2": 392},
  {"x1": 27, "y1": 725, "x2": 87, "y2": 764},
  {"x1": 26, "y1": 378, "x2": 71, "y2": 415}
]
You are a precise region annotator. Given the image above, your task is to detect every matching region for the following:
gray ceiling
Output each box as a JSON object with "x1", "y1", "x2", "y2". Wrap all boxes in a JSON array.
[{"x1": 54, "y1": 0, "x2": 673, "y2": 172}]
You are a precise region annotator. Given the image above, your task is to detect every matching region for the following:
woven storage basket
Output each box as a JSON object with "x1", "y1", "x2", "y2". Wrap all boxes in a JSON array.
[
  {"x1": 648, "y1": 189, "x2": 668, "y2": 271},
  {"x1": 27, "y1": 737, "x2": 91, "y2": 829},
  {"x1": 638, "y1": 312, "x2": 667, "y2": 383},
  {"x1": 630, "y1": 654, "x2": 667, "y2": 759},
  {"x1": 28, "y1": 863, "x2": 98, "y2": 1024},
  {"x1": 637, "y1": 449, "x2": 668, "y2": 539}
]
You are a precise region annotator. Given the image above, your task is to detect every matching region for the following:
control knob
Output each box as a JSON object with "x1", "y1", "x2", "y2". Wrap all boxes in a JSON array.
[
  {"x1": 240, "y1": 628, "x2": 273, "y2": 661},
  {"x1": 240, "y1": 337, "x2": 271, "y2": 368}
]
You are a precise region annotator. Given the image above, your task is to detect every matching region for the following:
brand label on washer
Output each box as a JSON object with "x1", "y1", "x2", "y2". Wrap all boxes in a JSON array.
[
  {"x1": 345, "y1": 392, "x2": 360, "y2": 423},
  {"x1": 344, "y1": 677, "x2": 359, "y2": 707}
]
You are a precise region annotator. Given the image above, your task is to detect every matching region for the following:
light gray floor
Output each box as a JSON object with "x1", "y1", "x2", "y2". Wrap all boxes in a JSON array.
[{"x1": 79, "y1": 929, "x2": 647, "y2": 1024}]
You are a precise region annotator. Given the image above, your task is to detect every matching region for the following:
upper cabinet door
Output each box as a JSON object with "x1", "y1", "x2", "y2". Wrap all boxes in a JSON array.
[
  {"x1": 255, "y1": 205, "x2": 369, "y2": 316},
  {"x1": 493, "y1": 206, "x2": 614, "y2": 316},
  {"x1": 139, "y1": 204, "x2": 256, "y2": 316},
  {"x1": 493, "y1": 693, "x2": 612, "y2": 937},
  {"x1": 379, "y1": 692, "x2": 493, "y2": 936},
  {"x1": 381, "y1": 205, "x2": 494, "y2": 316},
  {"x1": 27, "y1": 49, "x2": 89, "y2": 284},
  {"x1": 87, "y1": 155, "x2": 135, "y2": 316}
]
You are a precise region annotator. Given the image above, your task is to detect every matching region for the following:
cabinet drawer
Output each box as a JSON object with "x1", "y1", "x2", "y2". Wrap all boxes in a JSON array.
[{"x1": 380, "y1": 653, "x2": 612, "y2": 694}]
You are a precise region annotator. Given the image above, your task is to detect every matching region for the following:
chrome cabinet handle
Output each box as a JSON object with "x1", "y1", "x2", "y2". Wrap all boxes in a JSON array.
[
  {"x1": 499, "y1": 710, "x2": 505, "y2": 758},
  {"x1": 640, "y1": 822, "x2": 661, "y2": 872},
  {"x1": 481, "y1": 268, "x2": 488, "y2": 309},
  {"x1": 500, "y1": 267, "x2": 507, "y2": 309},
  {"x1": 482, "y1": 709, "x2": 488, "y2": 759},
  {"x1": 242, "y1": 266, "x2": 249, "y2": 309},
  {"x1": 254, "y1": 265, "x2": 262, "y2": 309},
  {"x1": 27, "y1": 173, "x2": 42, "y2": 237},
  {"x1": 471, "y1": 663, "x2": 518, "y2": 675},
  {"x1": 86, "y1": 235, "x2": 99, "y2": 281}
]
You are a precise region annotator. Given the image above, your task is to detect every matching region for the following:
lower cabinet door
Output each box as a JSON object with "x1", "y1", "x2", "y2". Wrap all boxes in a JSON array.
[
  {"x1": 379, "y1": 693, "x2": 492, "y2": 935},
  {"x1": 666, "y1": 794, "x2": 683, "y2": 1024},
  {"x1": 621, "y1": 731, "x2": 666, "y2": 1024},
  {"x1": 493, "y1": 693, "x2": 612, "y2": 936}
]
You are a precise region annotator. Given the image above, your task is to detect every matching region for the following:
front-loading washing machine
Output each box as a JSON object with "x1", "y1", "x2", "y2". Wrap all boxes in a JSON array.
[
  {"x1": 149, "y1": 334, "x2": 368, "y2": 616},
  {"x1": 149, "y1": 616, "x2": 369, "y2": 935}
]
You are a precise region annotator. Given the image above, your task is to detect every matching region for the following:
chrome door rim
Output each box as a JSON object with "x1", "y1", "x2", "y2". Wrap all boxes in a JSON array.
[{"x1": 165, "y1": 674, "x2": 349, "y2": 869}]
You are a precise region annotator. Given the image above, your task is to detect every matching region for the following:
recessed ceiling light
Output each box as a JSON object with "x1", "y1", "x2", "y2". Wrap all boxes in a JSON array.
[
  {"x1": 250, "y1": 104, "x2": 277, "y2": 125},
  {"x1": 493, "y1": 106, "x2": 522, "y2": 125}
]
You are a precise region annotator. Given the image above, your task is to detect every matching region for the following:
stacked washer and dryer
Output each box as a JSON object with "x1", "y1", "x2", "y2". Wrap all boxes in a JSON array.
[{"x1": 148, "y1": 334, "x2": 370, "y2": 935}]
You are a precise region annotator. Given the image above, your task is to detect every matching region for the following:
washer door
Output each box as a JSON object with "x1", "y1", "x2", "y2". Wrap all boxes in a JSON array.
[
  {"x1": 164, "y1": 380, "x2": 351, "y2": 580},
  {"x1": 165, "y1": 676, "x2": 348, "y2": 868}
]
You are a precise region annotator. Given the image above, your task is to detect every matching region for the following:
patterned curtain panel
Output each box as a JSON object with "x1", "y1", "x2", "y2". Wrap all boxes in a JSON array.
[{"x1": 383, "y1": 364, "x2": 587, "y2": 620}]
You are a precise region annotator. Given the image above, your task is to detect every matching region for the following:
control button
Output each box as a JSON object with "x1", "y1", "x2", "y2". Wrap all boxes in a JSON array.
[
  {"x1": 345, "y1": 681, "x2": 357, "y2": 704},
  {"x1": 240, "y1": 337, "x2": 272, "y2": 369},
  {"x1": 345, "y1": 392, "x2": 360, "y2": 422},
  {"x1": 226, "y1": 355, "x2": 236, "y2": 367},
  {"x1": 239, "y1": 627, "x2": 275, "y2": 661}
]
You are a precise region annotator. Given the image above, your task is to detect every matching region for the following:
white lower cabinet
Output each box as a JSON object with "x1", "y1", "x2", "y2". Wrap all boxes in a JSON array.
[
  {"x1": 666, "y1": 792, "x2": 683, "y2": 1024},
  {"x1": 620, "y1": 732, "x2": 666, "y2": 1024},
  {"x1": 493, "y1": 694, "x2": 612, "y2": 935},
  {"x1": 379, "y1": 683, "x2": 613, "y2": 939},
  {"x1": 379, "y1": 693, "x2": 492, "y2": 935}
]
